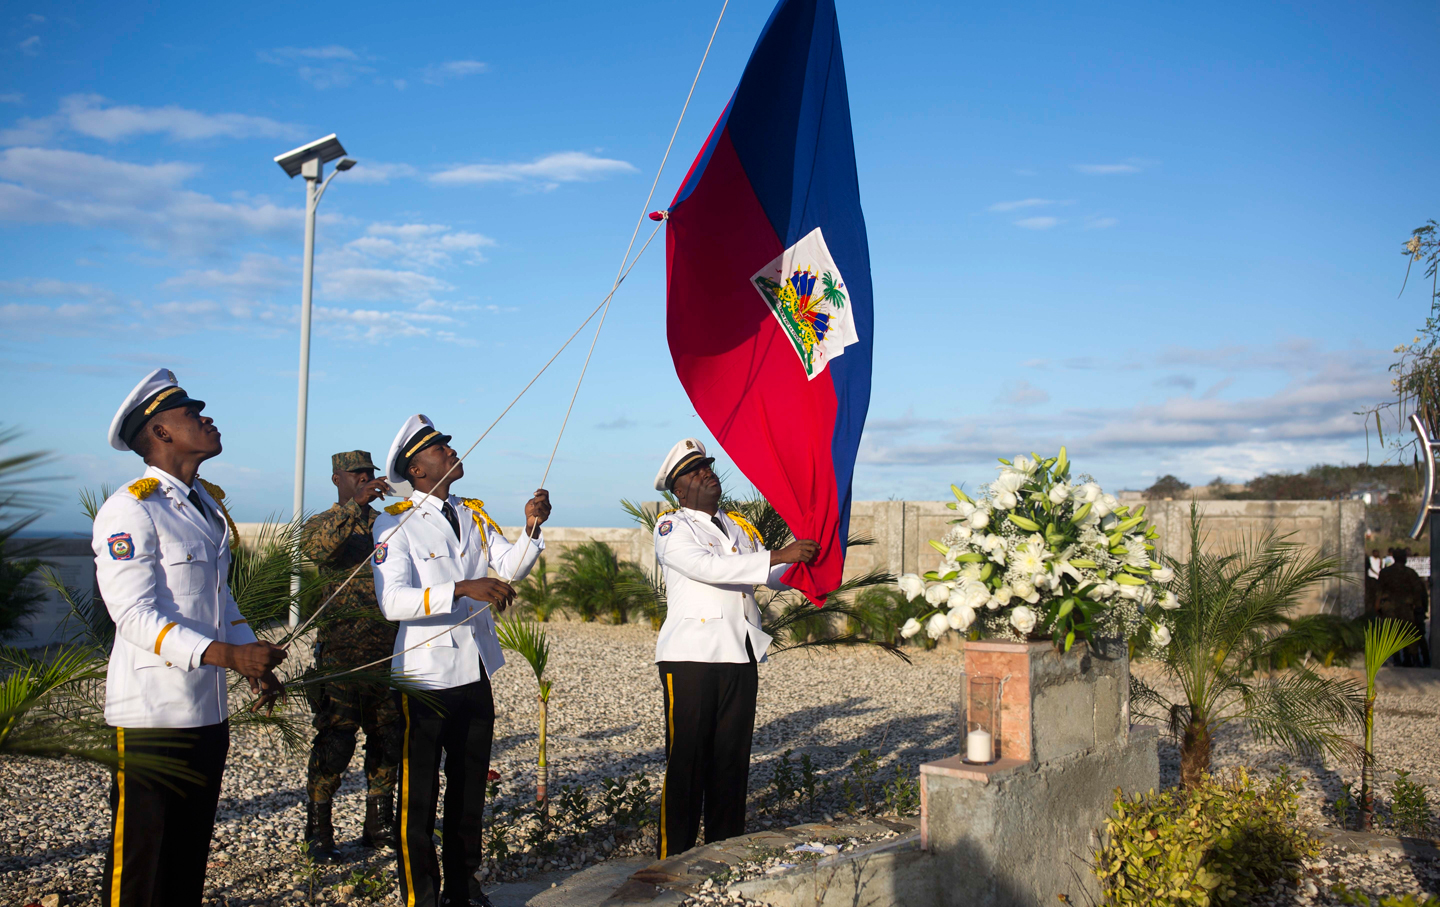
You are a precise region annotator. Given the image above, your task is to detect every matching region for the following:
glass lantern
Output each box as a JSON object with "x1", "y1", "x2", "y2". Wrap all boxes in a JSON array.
[{"x1": 958, "y1": 672, "x2": 1005, "y2": 764}]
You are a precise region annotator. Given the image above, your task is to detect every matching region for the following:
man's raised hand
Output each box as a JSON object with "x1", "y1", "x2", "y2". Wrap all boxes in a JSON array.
[
  {"x1": 455, "y1": 578, "x2": 517, "y2": 614},
  {"x1": 770, "y1": 539, "x2": 821, "y2": 566},
  {"x1": 354, "y1": 477, "x2": 392, "y2": 506},
  {"x1": 525, "y1": 489, "x2": 551, "y2": 537}
]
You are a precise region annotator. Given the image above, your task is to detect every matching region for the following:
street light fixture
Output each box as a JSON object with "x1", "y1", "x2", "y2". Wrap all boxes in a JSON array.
[{"x1": 274, "y1": 134, "x2": 356, "y2": 626}]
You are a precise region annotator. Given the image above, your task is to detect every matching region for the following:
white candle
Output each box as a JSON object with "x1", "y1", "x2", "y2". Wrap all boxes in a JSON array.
[{"x1": 966, "y1": 728, "x2": 993, "y2": 763}]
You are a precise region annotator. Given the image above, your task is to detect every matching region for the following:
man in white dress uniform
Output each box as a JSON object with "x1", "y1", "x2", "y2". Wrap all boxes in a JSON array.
[
  {"x1": 370, "y1": 414, "x2": 551, "y2": 907},
  {"x1": 650, "y1": 438, "x2": 818, "y2": 858},
  {"x1": 91, "y1": 368, "x2": 286, "y2": 907}
]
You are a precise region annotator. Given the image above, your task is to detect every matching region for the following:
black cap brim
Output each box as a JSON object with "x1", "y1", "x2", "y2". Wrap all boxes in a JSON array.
[
  {"x1": 666, "y1": 454, "x2": 715, "y2": 490},
  {"x1": 395, "y1": 429, "x2": 452, "y2": 479}
]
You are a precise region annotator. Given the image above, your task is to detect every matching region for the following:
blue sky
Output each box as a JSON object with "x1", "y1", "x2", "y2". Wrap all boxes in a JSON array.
[{"x1": 3, "y1": 0, "x2": 1437, "y2": 532}]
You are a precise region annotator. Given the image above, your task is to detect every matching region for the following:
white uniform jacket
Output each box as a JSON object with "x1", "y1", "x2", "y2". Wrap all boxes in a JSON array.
[
  {"x1": 91, "y1": 466, "x2": 258, "y2": 729},
  {"x1": 370, "y1": 492, "x2": 543, "y2": 691},
  {"x1": 653, "y1": 508, "x2": 789, "y2": 664}
]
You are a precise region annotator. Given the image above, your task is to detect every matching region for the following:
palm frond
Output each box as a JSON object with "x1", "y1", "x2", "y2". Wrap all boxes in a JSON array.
[
  {"x1": 496, "y1": 617, "x2": 550, "y2": 685},
  {"x1": 1234, "y1": 668, "x2": 1365, "y2": 762},
  {"x1": 1364, "y1": 618, "x2": 1422, "y2": 693}
]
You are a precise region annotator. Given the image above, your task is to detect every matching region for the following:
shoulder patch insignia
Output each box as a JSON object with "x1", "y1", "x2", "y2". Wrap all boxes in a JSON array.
[
  {"x1": 107, "y1": 532, "x2": 135, "y2": 560},
  {"x1": 128, "y1": 478, "x2": 160, "y2": 500},
  {"x1": 658, "y1": 520, "x2": 673, "y2": 537},
  {"x1": 373, "y1": 542, "x2": 388, "y2": 565},
  {"x1": 385, "y1": 500, "x2": 414, "y2": 516}
]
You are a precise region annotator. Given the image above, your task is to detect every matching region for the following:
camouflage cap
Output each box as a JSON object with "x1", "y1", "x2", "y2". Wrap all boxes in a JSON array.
[{"x1": 331, "y1": 450, "x2": 376, "y2": 473}]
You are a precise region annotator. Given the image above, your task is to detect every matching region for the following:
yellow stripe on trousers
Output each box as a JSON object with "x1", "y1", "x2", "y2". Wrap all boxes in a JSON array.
[
  {"x1": 400, "y1": 695, "x2": 416, "y2": 907},
  {"x1": 659, "y1": 672, "x2": 675, "y2": 859},
  {"x1": 110, "y1": 727, "x2": 125, "y2": 907}
]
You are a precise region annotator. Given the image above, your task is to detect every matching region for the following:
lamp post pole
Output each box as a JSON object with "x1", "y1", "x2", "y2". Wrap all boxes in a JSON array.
[{"x1": 274, "y1": 135, "x2": 354, "y2": 627}]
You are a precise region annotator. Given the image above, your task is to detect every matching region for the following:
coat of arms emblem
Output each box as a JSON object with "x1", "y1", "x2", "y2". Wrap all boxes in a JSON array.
[{"x1": 750, "y1": 227, "x2": 860, "y2": 380}]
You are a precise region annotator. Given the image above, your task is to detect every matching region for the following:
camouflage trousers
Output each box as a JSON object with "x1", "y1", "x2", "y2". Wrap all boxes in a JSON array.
[{"x1": 306, "y1": 663, "x2": 402, "y2": 803}]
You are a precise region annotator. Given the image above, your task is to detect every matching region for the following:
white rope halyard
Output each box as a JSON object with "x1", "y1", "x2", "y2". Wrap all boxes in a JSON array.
[{"x1": 274, "y1": 2, "x2": 730, "y2": 699}]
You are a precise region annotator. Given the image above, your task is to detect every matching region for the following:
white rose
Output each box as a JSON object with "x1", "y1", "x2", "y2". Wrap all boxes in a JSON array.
[
  {"x1": 954, "y1": 525, "x2": 974, "y2": 542},
  {"x1": 1159, "y1": 590, "x2": 1179, "y2": 610},
  {"x1": 1118, "y1": 583, "x2": 1141, "y2": 601},
  {"x1": 991, "y1": 585, "x2": 1013, "y2": 607},
  {"x1": 1152, "y1": 624, "x2": 1172, "y2": 646},
  {"x1": 926, "y1": 611, "x2": 951, "y2": 639},
  {"x1": 947, "y1": 605, "x2": 977, "y2": 631},
  {"x1": 961, "y1": 580, "x2": 990, "y2": 611},
  {"x1": 1011, "y1": 579, "x2": 1040, "y2": 603},
  {"x1": 993, "y1": 490, "x2": 1018, "y2": 511},
  {"x1": 897, "y1": 573, "x2": 925, "y2": 601},
  {"x1": 954, "y1": 500, "x2": 976, "y2": 519},
  {"x1": 925, "y1": 584, "x2": 952, "y2": 606},
  {"x1": 1152, "y1": 566, "x2": 1174, "y2": 583},
  {"x1": 970, "y1": 510, "x2": 990, "y2": 530},
  {"x1": 1074, "y1": 482, "x2": 1102, "y2": 504},
  {"x1": 1048, "y1": 482, "x2": 1070, "y2": 505},
  {"x1": 1010, "y1": 605, "x2": 1038, "y2": 635},
  {"x1": 900, "y1": 617, "x2": 923, "y2": 639}
]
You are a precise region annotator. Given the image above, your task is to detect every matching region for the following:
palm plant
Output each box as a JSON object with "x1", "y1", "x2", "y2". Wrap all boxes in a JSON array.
[
  {"x1": 553, "y1": 541, "x2": 647, "y2": 624},
  {"x1": 1130, "y1": 505, "x2": 1365, "y2": 788},
  {"x1": 621, "y1": 490, "x2": 909, "y2": 661},
  {"x1": 1358, "y1": 618, "x2": 1422, "y2": 830},
  {"x1": 848, "y1": 586, "x2": 935, "y2": 648},
  {"x1": 1259, "y1": 613, "x2": 1367, "y2": 670},
  {"x1": 0, "y1": 426, "x2": 57, "y2": 642},
  {"x1": 515, "y1": 554, "x2": 564, "y2": 621},
  {"x1": 496, "y1": 617, "x2": 553, "y2": 801}
]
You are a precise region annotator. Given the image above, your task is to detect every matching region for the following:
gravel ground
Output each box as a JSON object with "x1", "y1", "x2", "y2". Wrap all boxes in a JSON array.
[{"x1": 3, "y1": 623, "x2": 1436, "y2": 906}]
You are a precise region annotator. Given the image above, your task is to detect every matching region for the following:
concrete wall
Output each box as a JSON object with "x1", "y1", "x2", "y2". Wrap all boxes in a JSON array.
[{"x1": 237, "y1": 497, "x2": 1368, "y2": 615}]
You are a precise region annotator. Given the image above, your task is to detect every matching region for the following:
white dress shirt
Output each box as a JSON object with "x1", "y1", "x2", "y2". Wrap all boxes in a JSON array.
[
  {"x1": 653, "y1": 508, "x2": 789, "y2": 664},
  {"x1": 91, "y1": 465, "x2": 258, "y2": 728},
  {"x1": 371, "y1": 491, "x2": 543, "y2": 691}
]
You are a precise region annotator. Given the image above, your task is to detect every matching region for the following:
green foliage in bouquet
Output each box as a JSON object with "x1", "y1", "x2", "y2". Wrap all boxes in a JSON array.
[
  {"x1": 1093, "y1": 768, "x2": 1317, "y2": 907},
  {"x1": 899, "y1": 447, "x2": 1176, "y2": 652}
]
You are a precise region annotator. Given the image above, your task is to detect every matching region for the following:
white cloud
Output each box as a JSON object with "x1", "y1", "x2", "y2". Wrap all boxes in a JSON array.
[
  {"x1": 988, "y1": 198, "x2": 1055, "y2": 212},
  {"x1": 339, "y1": 161, "x2": 418, "y2": 184},
  {"x1": 421, "y1": 60, "x2": 488, "y2": 84},
  {"x1": 18, "y1": 36, "x2": 40, "y2": 56},
  {"x1": 1014, "y1": 216, "x2": 1058, "y2": 230},
  {"x1": 996, "y1": 380, "x2": 1049, "y2": 407},
  {"x1": 1086, "y1": 216, "x2": 1118, "y2": 229},
  {"x1": 0, "y1": 146, "x2": 300, "y2": 255},
  {"x1": 0, "y1": 95, "x2": 303, "y2": 146},
  {"x1": 259, "y1": 46, "x2": 374, "y2": 89},
  {"x1": 162, "y1": 254, "x2": 295, "y2": 292},
  {"x1": 335, "y1": 222, "x2": 495, "y2": 269},
  {"x1": 320, "y1": 268, "x2": 452, "y2": 303},
  {"x1": 431, "y1": 151, "x2": 636, "y2": 188},
  {"x1": 1073, "y1": 159, "x2": 1149, "y2": 175},
  {"x1": 0, "y1": 277, "x2": 115, "y2": 299},
  {"x1": 0, "y1": 93, "x2": 23, "y2": 104}
]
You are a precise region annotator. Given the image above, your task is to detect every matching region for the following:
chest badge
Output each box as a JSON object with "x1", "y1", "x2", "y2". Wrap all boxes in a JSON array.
[
  {"x1": 658, "y1": 520, "x2": 673, "y2": 537},
  {"x1": 373, "y1": 542, "x2": 388, "y2": 565},
  {"x1": 107, "y1": 532, "x2": 135, "y2": 560}
]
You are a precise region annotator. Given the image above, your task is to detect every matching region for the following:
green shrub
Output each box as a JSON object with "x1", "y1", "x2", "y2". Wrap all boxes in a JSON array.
[
  {"x1": 1390, "y1": 770, "x2": 1432, "y2": 837},
  {"x1": 1094, "y1": 768, "x2": 1318, "y2": 906}
]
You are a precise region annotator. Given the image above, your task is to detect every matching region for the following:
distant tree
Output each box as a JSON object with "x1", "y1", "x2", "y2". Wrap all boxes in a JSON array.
[
  {"x1": 0, "y1": 428, "x2": 54, "y2": 642},
  {"x1": 553, "y1": 541, "x2": 647, "y2": 624},
  {"x1": 1144, "y1": 475, "x2": 1191, "y2": 500}
]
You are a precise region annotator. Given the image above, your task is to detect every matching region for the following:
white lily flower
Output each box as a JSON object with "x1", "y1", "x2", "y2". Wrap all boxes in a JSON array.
[
  {"x1": 1010, "y1": 605, "x2": 1038, "y2": 635},
  {"x1": 1159, "y1": 590, "x2": 1180, "y2": 610},
  {"x1": 1152, "y1": 624, "x2": 1172, "y2": 646},
  {"x1": 947, "y1": 605, "x2": 977, "y2": 631},
  {"x1": 954, "y1": 500, "x2": 976, "y2": 519},
  {"x1": 1152, "y1": 566, "x2": 1174, "y2": 583},
  {"x1": 897, "y1": 573, "x2": 926, "y2": 601},
  {"x1": 1011, "y1": 455, "x2": 1037, "y2": 474},
  {"x1": 924, "y1": 584, "x2": 952, "y2": 606},
  {"x1": 926, "y1": 611, "x2": 951, "y2": 639},
  {"x1": 900, "y1": 617, "x2": 923, "y2": 639}
]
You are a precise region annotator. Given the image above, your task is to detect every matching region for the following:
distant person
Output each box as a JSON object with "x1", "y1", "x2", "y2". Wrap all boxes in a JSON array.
[
  {"x1": 1366, "y1": 548, "x2": 1384, "y2": 617},
  {"x1": 1375, "y1": 549, "x2": 1428, "y2": 667},
  {"x1": 1382, "y1": 548, "x2": 1396, "y2": 570},
  {"x1": 301, "y1": 450, "x2": 401, "y2": 862}
]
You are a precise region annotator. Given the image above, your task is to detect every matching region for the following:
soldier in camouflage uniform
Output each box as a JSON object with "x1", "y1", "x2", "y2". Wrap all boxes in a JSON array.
[{"x1": 302, "y1": 450, "x2": 401, "y2": 862}]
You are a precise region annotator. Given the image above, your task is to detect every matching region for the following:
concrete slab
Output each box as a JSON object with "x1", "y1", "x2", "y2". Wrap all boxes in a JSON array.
[{"x1": 486, "y1": 858, "x2": 650, "y2": 907}]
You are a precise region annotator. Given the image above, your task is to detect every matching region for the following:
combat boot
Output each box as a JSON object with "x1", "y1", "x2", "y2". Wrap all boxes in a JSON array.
[
  {"x1": 360, "y1": 792, "x2": 396, "y2": 849},
  {"x1": 304, "y1": 799, "x2": 343, "y2": 863}
]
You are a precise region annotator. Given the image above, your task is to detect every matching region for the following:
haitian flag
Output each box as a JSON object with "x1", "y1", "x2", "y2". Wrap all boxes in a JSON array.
[{"x1": 664, "y1": 0, "x2": 872, "y2": 605}]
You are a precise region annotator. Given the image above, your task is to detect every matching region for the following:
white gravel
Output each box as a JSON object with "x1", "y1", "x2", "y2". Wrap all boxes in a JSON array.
[{"x1": 2, "y1": 624, "x2": 1435, "y2": 906}]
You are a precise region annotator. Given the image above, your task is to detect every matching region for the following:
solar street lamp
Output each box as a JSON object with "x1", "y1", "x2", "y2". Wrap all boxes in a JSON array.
[{"x1": 274, "y1": 134, "x2": 356, "y2": 626}]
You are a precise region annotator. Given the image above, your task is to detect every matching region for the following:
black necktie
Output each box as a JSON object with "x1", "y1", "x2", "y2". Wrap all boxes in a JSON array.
[
  {"x1": 187, "y1": 489, "x2": 212, "y2": 526},
  {"x1": 441, "y1": 501, "x2": 462, "y2": 540},
  {"x1": 711, "y1": 515, "x2": 729, "y2": 536}
]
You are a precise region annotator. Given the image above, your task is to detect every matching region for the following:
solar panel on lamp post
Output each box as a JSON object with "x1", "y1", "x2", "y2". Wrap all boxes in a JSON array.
[{"x1": 274, "y1": 134, "x2": 357, "y2": 627}]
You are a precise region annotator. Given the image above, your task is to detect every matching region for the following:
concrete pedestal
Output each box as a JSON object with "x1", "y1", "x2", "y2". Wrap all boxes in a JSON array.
[{"x1": 918, "y1": 639, "x2": 1159, "y2": 907}]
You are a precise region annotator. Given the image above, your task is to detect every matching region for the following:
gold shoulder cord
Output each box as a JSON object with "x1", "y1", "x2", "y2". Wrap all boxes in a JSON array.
[
  {"x1": 385, "y1": 500, "x2": 415, "y2": 516},
  {"x1": 197, "y1": 479, "x2": 241, "y2": 551}
]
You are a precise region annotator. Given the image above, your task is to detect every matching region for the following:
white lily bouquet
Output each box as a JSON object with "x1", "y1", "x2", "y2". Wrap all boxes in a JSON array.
[{"x1": 897, "y1": 448, "x2": 1177, "y2": 651}]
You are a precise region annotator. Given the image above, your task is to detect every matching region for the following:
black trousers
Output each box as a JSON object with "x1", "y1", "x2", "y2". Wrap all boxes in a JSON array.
[
  {"x1": 656, "y1": 658, "x2": 758, "y2": 858},
  {"x1": 396, "y1": 676, "x2": 495, "y2": 907},
  {"x1": 102, "y1": 723, "x2": 229, "y2": 907}
]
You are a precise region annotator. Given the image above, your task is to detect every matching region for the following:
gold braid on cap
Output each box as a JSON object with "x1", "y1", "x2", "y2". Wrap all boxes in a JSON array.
[
  {"x1": 726, "y1": 511, "x2": 765, "y2": 548},
  {"x1": 385, "y1": 500, "x2": 414, "y2": 516},
  {"x1": 197, "y1": 480, "x2": 241, "y2": 551},
  {"x1": 404, "y1": 431, "x2": 440, "y2": 458},
  {"x1": 143, "y1": 386, "x2": 182, "y2": 416},
  {"x1": 462, "y1": 498, "x2": 504, "y2": 539},
  {"x1": 128, "y1": 478, "x2": 160, "y2": 500}
]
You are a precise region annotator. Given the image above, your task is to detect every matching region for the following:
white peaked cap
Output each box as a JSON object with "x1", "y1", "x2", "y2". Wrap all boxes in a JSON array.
[
  {"x1": 107, "y1": 367, "x2": 205, "y2": 452},
  {"x1": 385, "y1": 414, "x2": 452, "y2": 485},
  {"x1": 654, "y1": 437, "x2": 715, "y2": 492}
]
